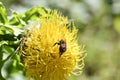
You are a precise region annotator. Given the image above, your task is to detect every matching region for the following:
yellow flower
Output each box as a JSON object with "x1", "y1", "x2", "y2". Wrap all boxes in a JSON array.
[{"x1": 19, "y1": 10, "x2": 85, "y2": 80}]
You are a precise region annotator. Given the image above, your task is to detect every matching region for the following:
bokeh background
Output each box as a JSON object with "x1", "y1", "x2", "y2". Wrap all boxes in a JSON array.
[{"x1": 0, "y1": 0, "x2": 120, "y2": 80}]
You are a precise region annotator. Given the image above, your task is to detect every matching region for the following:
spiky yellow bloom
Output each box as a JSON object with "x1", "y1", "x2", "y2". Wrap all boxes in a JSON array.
[{"x1": 19, "y1": 10, "x2": 85, "y2": 80}]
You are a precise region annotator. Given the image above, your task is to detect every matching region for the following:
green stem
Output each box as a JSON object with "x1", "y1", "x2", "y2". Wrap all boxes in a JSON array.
[
  {"x1": 0, "y1": 61, "x2": 5, "y2": 80},
  {"x1": 0, "y1": 53, "x2": 13, "y2": 80}
]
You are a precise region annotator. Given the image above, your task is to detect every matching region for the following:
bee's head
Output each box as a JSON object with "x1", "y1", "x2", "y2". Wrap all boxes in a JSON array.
[{"x1": 59, "y1": 38, "x2": 66, "y2": 44}]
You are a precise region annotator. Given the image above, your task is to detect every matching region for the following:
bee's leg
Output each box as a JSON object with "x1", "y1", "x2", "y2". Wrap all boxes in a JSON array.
[
  {"x1": 53, "y1": 42, "x2": 60, "y2": 46},
  {"x1": 59, "y1": 52, "x2": 63, "y2": 57},
  {"x1": 53, "y1": 42, "x2": 57, "y2": 46}
]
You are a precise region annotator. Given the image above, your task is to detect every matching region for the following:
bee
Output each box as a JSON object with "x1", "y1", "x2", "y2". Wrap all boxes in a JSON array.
[{"x1": 53, "y1": 39, "x2": 67, "y2": 56}]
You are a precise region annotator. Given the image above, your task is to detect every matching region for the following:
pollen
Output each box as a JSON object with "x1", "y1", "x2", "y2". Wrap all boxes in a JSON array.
[{"x1": 19, "y1": 10, "x2": 85, "y2": 80}]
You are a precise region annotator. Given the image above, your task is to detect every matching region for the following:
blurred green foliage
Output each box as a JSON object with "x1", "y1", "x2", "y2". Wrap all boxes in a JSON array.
[
  {"x1": 0, "y1": 0, "x2": 120, "y2": 80},
  {"x1": 0, "y1": 2, "x2": 48, "y2": 80}
]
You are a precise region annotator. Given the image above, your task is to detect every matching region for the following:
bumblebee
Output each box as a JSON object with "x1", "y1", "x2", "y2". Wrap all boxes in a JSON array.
[{"x1": 53, "y1": 39, "x2": 67, "y2": 56}]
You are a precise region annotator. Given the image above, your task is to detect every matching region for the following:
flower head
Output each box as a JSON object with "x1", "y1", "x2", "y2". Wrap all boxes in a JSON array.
[{"x1": 19, "y1": 10, "x2": 85, "y2": 80}]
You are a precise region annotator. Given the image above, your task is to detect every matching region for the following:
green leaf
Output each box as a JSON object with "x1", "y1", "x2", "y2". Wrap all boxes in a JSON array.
[
  {"x1": 0, "y1": 41, "x2": 8, "y2": 47},
  {"x1": 23, "y1": 6, "x2": 47, "y2": 22},
  {"x1": 0, "y1": 25, "x2": 14, "y2": 35},
  {"x1": 0, "y1": 35, "x2": 16, "y2": 42},
  {"x1": 0, "y1": 2, "x2": 8, "y2": 24},
  {"x1": 0, "y1": 46, "x2": 3, "y2": 61},
  {"x1": 9, "y1": 7, "x2": 47, "y2": 29},
  {"x1": 9, "y1": 11, "x2": 26, "y2": 28},
  {"x1": 4, "y1": 24, "x2": 23, "y2": 36},
  {"x1": 2, "y1": 45, "x2": 14, "y2": 54}
]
